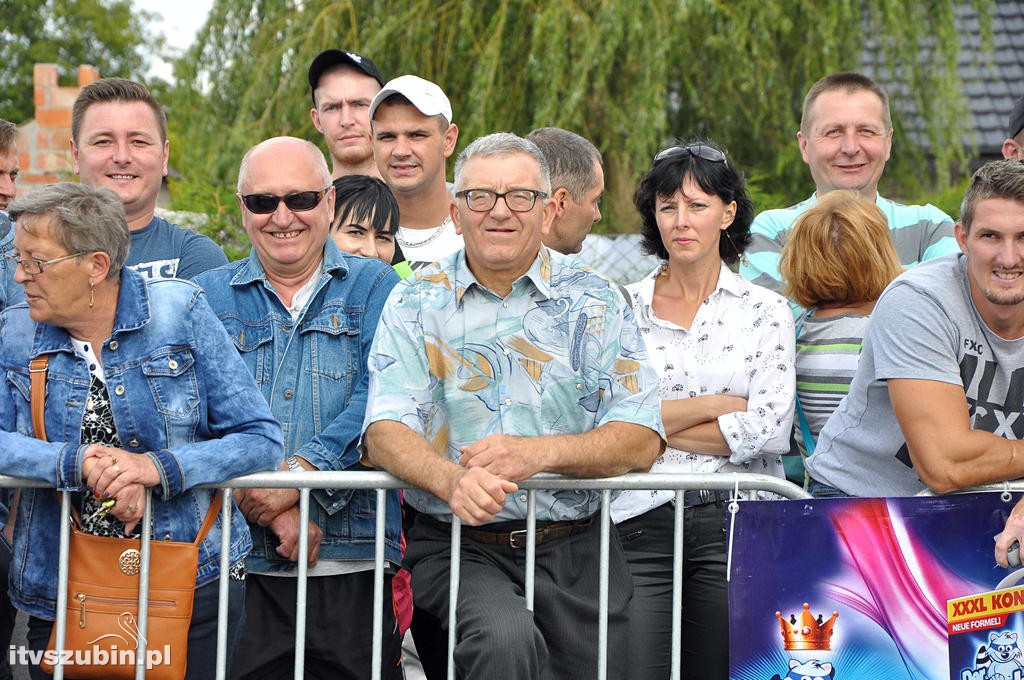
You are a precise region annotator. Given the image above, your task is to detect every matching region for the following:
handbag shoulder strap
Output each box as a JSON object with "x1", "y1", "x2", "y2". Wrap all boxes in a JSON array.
[
  {"x1": 193, "y1": 491, "x2": 223, "y2": 546},
  {"x1": 29, "y1": 355, "x2": 49, "y2": 442},
  {"x1": 29, "y1": 352, "x2": 222, "y2": 543}
]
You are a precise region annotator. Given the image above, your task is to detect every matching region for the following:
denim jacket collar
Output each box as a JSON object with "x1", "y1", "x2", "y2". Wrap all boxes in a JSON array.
[
  {"x1": 228, "y1": 240, "x2": 352, "y2": 291},
  {"x1": 30, "y1": 266, "x2": 151, "y2": 357}
]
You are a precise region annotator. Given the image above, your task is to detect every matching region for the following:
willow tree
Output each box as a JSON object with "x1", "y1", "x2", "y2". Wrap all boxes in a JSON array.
[{"x1": 167, "y1": 0, "x2": 989, "y2": 251}]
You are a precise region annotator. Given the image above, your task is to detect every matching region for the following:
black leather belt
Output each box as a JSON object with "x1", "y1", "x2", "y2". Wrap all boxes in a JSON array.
[
  {"x1": 424, "y1": 514, "x2": 595, "y2": 549},
  {"x1": 681, "y1": 489, "x2": 730, "y2": 508}
]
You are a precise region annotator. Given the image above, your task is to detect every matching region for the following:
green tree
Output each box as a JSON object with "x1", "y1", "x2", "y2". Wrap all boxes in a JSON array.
[
  {"x1": 166, "y1": 0, "x2": 990, "y2": 249},
  {"x1": 0, "y1": 0, "x2": 162, "y2": 124}
]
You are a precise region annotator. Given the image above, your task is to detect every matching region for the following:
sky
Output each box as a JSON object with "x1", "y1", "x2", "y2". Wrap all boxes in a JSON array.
[{"x1": 134, "y1": 0, "x2": 215, "y2": 81}]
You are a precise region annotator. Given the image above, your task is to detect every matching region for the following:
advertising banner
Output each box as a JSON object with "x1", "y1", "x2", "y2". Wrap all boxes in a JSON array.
[{"x1": 728, "y1": 493, "x2": 1021, "y2": 680}]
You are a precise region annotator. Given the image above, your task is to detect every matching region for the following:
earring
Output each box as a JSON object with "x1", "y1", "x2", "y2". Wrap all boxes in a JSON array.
[
  {"x1": 725, "y1": 230, "x2": 749, "y2": 268},
  {"x1": 88, "y1": 285, "x2": 94, "y2": 309}
]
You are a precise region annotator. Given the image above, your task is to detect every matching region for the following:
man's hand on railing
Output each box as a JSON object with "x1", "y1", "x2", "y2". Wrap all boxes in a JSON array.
[
  {"x1": 460, "y1": 433, "x2": 540, "y2": 482},
  {"x1": 446, "y1": 466, "x2": 518, "y2": 526},
  {"x1": 235, "y1": 487, "x2": 300, "y2": 527},
  {"x1": 269, "y1": 506, "x2": 322, "y2": 566}
]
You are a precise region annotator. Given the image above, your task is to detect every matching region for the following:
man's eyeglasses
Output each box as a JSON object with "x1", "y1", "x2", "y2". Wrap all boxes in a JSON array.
[
  {"x1": 240, "y1": 187, "x2": 331, "y2": 215},
  {"x1": 653, "y1": 144, "x2": 728, "y2": 166},
  {"x1": 3, "y1": 252, "x2": 89, "y2": 275},
  {"x1": 455, "y1": 189, "x2": 548, "y2": 213}
]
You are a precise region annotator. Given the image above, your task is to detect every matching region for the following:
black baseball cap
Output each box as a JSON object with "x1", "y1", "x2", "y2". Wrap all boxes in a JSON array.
[
  {"x1": 308, "y1": 49, "x2": 385, "y2": 106},
  {"x1": 1010, "y1": 96, "x2": 1024, "y2": 140}
]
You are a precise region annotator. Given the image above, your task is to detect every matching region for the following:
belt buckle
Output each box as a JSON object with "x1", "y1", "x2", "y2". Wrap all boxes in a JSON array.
[
  {"x1": 509, "y1": 529, "x2": 529, "y2": 549},
  {"x1": 699, "y1": 489, "x2": 711, "y2": 504}
]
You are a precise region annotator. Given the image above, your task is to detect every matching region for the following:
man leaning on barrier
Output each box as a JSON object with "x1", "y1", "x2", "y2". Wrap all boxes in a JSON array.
[
  {"x1": 363, "y1": 132, "x2": 665, "y2": 679},
  {"x1": 805, "y1": 160, "x2": 1024, "y2": 500},
  {"x1": 195, "y1": 137, "x2": 403, "y2": 679}
]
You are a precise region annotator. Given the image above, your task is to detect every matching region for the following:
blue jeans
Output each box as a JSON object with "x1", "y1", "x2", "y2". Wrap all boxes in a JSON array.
[
  {"x1": 24, "y1": 578, "x2": 245, "y2": 680},
  {"x1": 807, "y1": 478, "x2": 850, "y2": 498}
]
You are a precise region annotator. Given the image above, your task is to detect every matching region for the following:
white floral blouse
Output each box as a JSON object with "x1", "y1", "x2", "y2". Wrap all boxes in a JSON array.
[{"x1": 611, "y1": 262, "x2": 796, "y2": 523}]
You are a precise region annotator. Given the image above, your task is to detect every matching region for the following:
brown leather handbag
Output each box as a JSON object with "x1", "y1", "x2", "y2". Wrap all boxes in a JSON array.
[{"x1": 29, "y1": 355, "x2": 219, "y2": 679}]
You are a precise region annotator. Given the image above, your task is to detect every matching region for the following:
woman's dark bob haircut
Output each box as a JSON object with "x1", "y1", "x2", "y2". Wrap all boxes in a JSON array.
[
  {"x1": 633, "y1": 139, "x2": 754, "y2": 264},
  {"x1": 331, "y1": 174, "x2": 400, "y2": 236}
]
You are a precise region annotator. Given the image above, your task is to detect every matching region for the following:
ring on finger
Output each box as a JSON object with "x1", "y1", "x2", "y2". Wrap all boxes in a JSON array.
[{"x1": 112, "y1": 465, "x2": 121, "y2": 473}]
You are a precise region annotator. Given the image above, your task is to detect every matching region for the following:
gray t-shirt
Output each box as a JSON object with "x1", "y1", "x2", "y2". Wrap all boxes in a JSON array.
[
  {"x1": 128, "y1": 214, "x2": 227, "y2": 281},
  {"x1": 805, "y1": 253, "x2": 1024, "y2": 496}
]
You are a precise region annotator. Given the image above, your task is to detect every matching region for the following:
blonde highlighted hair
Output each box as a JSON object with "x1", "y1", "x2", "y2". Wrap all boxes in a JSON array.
[{"x1": 780, "y1": 190, "x2": 903, "y2": 309}]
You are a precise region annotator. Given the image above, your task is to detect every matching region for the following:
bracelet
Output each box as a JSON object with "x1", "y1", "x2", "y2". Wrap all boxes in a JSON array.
[{"x1": 286, "y1": 456, "x2": 303, "y2": 472}]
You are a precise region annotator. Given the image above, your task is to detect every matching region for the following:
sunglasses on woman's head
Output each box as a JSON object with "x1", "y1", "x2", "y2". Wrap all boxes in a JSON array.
[
  {"x1": 240, "y1": 187, "x2": 331, "y2": 215},
  {"x1": 653, "y1": 144, "x2": 728, "y2": 166}
]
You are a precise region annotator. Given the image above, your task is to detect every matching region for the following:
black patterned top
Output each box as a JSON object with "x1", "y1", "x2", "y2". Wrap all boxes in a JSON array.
[
  {"x1": 71, "y1": 341, "x2": 246, "y2": 580},
  {"x1": 78, "y1": 373, "x2": 139, "y2": 538}
]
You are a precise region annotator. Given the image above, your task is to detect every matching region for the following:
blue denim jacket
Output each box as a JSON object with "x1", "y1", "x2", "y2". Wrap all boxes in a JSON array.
[
  {"x1": 0, "y1": 268, "x2": 284, "y2": 618},
  {"x1": 0, "y1": 216, "x2": 14, "y2": 528},
  {"x1": 0, "y1": 217, "x2": 21, "y2": 312},
  {"x1": 195, "y1": 241, "x2": 402, "y2": 569}
]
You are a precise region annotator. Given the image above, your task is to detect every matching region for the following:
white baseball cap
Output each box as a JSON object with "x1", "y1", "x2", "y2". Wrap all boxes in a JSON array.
[{"x1": 369, "y1": 75, "x2": 453, "y2": 124}]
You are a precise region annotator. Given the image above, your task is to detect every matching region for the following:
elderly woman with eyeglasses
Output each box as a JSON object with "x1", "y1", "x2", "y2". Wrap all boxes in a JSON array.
[
  {"x1": 0, "y1": 183, "x2": 282, "y2": 679},
  {"x1": 610, "y1": 140, "x2": 795, "y2": 679}
]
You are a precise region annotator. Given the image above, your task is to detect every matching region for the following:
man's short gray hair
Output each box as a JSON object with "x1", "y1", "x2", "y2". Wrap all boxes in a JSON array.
[
  {"x1": 8, "y1": 182, "x2": 130, "y2": 279},
  {"x1": 0, "y1": 119, "x2": 17, "y2": 154},
  {"x1": 526, "y1": 127, "x2": 602, "y2": 202},
  {"x1": 960, "y1": 159, "x2": 1024, "y2": 231},
  {"x1": 237, "y1": 137, "x2": 331, "y2": 193},
  {"x1": 453, "y1": 133, "x2": 551, "y2": 194}
]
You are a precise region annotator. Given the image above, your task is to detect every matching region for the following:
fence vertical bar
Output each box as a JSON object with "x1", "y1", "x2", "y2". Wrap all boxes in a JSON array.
[
  {"x1": 525, "y1": 490, "x2": 536, "y2": 611},
  {"x1": 294, "y1": 488, "x2": 310, "y2": 680},
  {"x1": 671, "y1": 490, "x2": 684, "y2": 680},
  {"x1": 52, "y1": 491, "x2": 72, "y2": 680},
  {"x1": 372, "y1": 488, "x2": 386, "y2": 680},
  {"x1": 446, "y1": 518, "x2": 461, "y2": 680},
  {"x1": 598, "y1": 490, "x2": 611, "y2": 680},
  {"x1": 216, "y1": 489, "x2": 232, "y2": 680},
  {"x1": 135, "y1": 487, "x2": 154, "y2": 680}
]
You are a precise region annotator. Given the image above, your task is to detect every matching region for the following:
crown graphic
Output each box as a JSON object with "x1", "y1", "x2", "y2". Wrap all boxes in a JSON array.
[{"x1": 774, "y1": 603, "x2": 838, "y2": 651}]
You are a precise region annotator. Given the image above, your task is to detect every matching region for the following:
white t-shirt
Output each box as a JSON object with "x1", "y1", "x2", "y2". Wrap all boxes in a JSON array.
[{"x1": 395, "y1": 216, "x2": 464, "y2": 269}]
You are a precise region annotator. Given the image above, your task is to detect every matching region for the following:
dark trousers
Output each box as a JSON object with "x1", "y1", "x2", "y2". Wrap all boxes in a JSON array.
[
  {"x1": 616, "y1": 501, "x2": 729, "y2": 680},
  {"x1": 0, "y1": 536, "x2": 15, "y2": 680},
  {"x1": 406, "y1": 513, "x2": 632, "y2": 680},
  {"x1": 25, "y1": 577, "x2": 245, "y2": 680},
  {"x1": 230, "y1": 571, "x2": 402, "y2": 680},
  {"x1": 409, "y1": 606, "x2": 448, "y2": 680}
]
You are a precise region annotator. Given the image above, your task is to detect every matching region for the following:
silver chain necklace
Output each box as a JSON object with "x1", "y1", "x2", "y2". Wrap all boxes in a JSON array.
[{"x1": 396, "y1": 217, "x2": 453, "y2": 248}]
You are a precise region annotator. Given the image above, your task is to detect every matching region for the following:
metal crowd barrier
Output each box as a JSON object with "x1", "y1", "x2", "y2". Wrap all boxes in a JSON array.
[
  {"x1": 916, "y1": 482, "x2": 1024, "y2": 498},
  {"x1": 0, "y1": 471, "x2": 810, "y2": 680}
]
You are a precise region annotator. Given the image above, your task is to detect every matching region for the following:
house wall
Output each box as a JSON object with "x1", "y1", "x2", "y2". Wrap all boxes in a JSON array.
[{"x1": 16, "y1": 64, "x2": 100, "y2": 187}]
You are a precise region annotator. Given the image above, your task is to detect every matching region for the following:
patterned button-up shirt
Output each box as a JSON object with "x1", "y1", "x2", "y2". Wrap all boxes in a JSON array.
[
  {"x1": 611, "y1": 262, "x2": 795, "y2": 523},
  {"x1": 365, "y1": 246, "x2": 664, "y2": 522}
]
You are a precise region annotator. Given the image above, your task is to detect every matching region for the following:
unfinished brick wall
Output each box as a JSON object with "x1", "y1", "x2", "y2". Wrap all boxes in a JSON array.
[{"x1": 17, "y1": 64, "x2": 100, "y2": 187}]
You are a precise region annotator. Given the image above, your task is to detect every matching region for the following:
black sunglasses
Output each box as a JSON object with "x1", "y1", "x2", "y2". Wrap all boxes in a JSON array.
[
  {"x1": 240, "y1": 187, "x2": 331, "y2": 215},
  {"x1": 653, "y1": 144, "x2": 728, "y2": 166}
]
